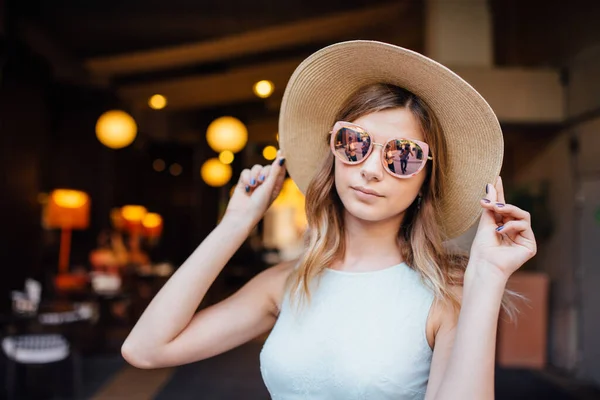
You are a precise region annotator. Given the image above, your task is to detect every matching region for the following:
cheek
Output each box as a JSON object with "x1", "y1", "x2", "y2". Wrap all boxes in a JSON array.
[
  {"x1": 385, "y1": 181, "x2": 422, "y2": 212},
  {"x1": 334, "y1": 161, "x2": 427, "y2": 218},
  {"x1": 334, "y1": 161, "x2": 368, "y2": 211},
  {"x1": 334, "y1": 161, "x2": 349, "y2": 197},
  {"x1": 388, "y1": 173, "x2": 426, "y2": 202}
]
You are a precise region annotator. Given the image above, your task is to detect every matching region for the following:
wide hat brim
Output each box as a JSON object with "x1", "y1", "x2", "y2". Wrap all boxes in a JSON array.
[{"x1": 278, "y1": 40, "x2": 503, "y2": 239}]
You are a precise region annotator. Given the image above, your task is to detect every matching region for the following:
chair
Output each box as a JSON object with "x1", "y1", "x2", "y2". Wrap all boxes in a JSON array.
[{"x1": 2, "y1": 333, "x2": 82, "y2": 399}]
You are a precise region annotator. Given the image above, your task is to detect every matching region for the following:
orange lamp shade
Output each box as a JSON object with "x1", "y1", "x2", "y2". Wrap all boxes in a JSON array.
[
  {"x1": 43, "y1": 189, "x2": 90, "y2": 276},
  {"x1": 121, "y1": 205, "x2": 147, "y2": 232},
  {"x1": 142, "y1": 213, "x2": 163, "y2": 238},
  {"x1": 45, "y1": 189, "x2": 90, "y2": 229}
]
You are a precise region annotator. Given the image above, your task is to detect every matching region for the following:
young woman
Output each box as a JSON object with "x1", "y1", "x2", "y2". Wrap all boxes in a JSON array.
[
  {"x1": 122, "y1": 41, "x2": 536, "y2": 400},
  {"x1": 346, "y1": 136, "x2": 358, "y2": 162},
  {"x1": 400, "y1": 142, "x2": 415, "y2": 174},
  {"x1": 385, "y1": 145, "x2": 396, "y2": 173}
]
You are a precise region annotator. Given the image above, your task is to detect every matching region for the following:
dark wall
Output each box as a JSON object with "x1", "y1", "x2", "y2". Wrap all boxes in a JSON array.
[
  {"x1": 492, "y1": 0, "x2": 600, "y2": 67},
  {"x1": 0, "y1": 0, "x2": 5, "y2": 36},
  {"x1": 0, "y1": 39, "x2": 142, "y2": 309},
  {"x1": 43, "y1": 84, "x2": 125, "y2": 266},
  {"x1": 0, "y1": 41, "x2": 51, "y2": 311},
  {"x1": 0, "y1": 41, "x2": 223, "y2": 311},
  {"x1": 0, "y1": 42, "x2": 124, "y2": 309},
  {"x1": 0, "y1": 1, "x2": 259, "y2": 311}
]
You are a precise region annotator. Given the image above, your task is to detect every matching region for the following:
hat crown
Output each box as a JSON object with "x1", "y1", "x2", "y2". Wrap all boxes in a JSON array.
[{"x1": 278, "y1": 40, "x2": 503, "y2": 239}]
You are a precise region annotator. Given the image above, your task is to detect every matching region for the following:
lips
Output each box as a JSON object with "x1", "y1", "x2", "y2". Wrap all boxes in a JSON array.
[{"x1": 351, "y1": 186, "x2": 383, "y2": 197}]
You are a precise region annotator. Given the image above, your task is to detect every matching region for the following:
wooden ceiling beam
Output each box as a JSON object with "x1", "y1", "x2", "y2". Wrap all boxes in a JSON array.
[
  {"x1": 118, "y1": 58, "x2": 301, "y2": 110},
  {"x1": 19, "y1": 20, "x2": 91, "y2": 85},
  {"x1": 85, "y1": 2, "x2": 410, "y2": 77}
]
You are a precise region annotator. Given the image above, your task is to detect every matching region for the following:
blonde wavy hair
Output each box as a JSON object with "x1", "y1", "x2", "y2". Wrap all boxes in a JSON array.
[{"x1": 287, "y1": 83, "x2": 518, "y2": 319}]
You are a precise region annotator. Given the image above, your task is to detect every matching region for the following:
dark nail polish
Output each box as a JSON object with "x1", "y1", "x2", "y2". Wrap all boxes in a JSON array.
[
  {"x1": 250, "y1": 179, "x2": 256, "y2": 185},
  {"x1": 245, "y1": 185, "x2": 250, "y2": 193},
  {"x1": 259, "y1": 175, "x2": 265, "y2": 182},
  {"x1": 482, "y1": 198, "x2": 491, "y2": 203},
  {"x1": 279, "y1": 158, "x2": 286, "y2": 166},
  {"x1": 485, "y1": 184, "x2": 489, "y2": 194},
  {"x1": 496, "y1": 202, "x2": 505, "y2": 207},
  {"x1": 496, "y1": 226, "x2": 504, "y2": 231}
]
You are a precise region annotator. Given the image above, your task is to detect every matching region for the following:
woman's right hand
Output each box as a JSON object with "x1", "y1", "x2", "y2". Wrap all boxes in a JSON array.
[{"x1": 223, "y1": 152, "x2": 287, "y2": 226}]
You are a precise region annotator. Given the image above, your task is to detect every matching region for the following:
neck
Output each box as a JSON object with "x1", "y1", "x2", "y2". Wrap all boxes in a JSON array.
[{"x1": 333, "y1": 211, "x2": 405, "y2": 272}]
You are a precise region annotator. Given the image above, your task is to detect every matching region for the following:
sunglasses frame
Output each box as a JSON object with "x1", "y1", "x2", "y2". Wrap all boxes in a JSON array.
[{"x1": 329, "y1": 121, "x2": 433, "y2": 179}]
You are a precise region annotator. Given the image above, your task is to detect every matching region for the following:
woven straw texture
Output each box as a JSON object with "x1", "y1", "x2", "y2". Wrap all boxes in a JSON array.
[{"x1": 278, "y1": 41, "x2": 503, "y2": 239}]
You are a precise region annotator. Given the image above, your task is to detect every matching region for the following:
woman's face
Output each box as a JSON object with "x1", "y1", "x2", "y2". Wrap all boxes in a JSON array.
[{"x1": 334, "y1": 108, "x2": 427, "y2": 223}]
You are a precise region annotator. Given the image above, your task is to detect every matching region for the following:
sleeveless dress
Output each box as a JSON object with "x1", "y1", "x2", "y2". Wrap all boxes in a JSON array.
[{"x1": 260, "y1": 262, "x2": 435, "y2": 399}]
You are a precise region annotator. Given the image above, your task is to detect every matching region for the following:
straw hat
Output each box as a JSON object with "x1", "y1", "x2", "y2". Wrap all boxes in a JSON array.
[{"x1": 278, "y1": 40, "x2": 503, "y2": 239}]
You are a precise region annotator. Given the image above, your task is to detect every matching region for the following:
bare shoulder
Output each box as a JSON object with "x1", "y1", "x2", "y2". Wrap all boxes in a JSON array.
[
  {"x1": 254, "y1": 260, "x2": 296, "y2": 316},
  {"x1": 257, "y1": 259, "x2": 296, "y2": 289},
  {"x1": 426, "y1": 285, "x2": 464, "y2": 349}
]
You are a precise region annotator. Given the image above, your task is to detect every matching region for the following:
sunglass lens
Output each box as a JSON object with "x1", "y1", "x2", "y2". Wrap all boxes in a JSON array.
[
  {"x1": 332, "y1": 127, "x2": 371, "y2": 163},
  {"x1": 384, "y1": 139, "x2": 425, "y2": 176}
]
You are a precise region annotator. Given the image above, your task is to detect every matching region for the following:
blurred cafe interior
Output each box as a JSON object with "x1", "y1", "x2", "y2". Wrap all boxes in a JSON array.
[{"x1": 1, "y1": 0, "x2": 600, "y2": 398}]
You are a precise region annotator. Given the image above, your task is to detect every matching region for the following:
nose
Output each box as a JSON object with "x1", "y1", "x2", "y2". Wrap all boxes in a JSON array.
[{"x1": 360, "y1": 144, "x2": 384, "y2": 182}]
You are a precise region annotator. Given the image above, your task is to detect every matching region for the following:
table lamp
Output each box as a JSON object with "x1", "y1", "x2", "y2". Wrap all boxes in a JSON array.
[
  {"x1": 120, "y1": 205, "x2": 147, "y2": 235},
  {"x1": 142, "y1": 212, "x2": 163, "y2": 245},
  {"x1": 44, "y1": 189, "x2": 90, "y2": 279}
]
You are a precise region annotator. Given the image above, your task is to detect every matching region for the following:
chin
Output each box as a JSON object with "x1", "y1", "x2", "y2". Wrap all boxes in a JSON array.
[{"x1": 341, "y1": 197, "x2": 400, "y2": 223}]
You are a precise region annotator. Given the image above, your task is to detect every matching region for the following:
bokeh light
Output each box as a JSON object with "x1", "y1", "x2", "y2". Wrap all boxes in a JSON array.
[
  {"x1": 206, "y1": 116, "x2": 248, "y2": 153},
  {"x1": 170, "y1": 163, "x2": 183, "y2": 176},
  {"x1": 153, "y1": 159, "x2": 166, "y2": 172},
  {"x1": 219, "y1": 150, "x2": 234, "y2": 164},
  {"x1": 148, "y1": 94, "x2": 167, "y2": 110},
  {"x1": 201, "y1": 158, "x2": 232, "y2": 187},
  {"x1": 95, "y1": 110, "x2": 137, "y2": 149},
  {"x1": 263, "y1": 145, "x2": 278, "y2": 161},
  {"x1": 253, "y1": 80, "x2": 274, "y2": 98}
]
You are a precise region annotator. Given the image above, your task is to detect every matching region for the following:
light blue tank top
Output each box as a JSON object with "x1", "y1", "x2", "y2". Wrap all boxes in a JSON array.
[{"x1": 260, "y1": 262, "x2": 435, "y2": 399}]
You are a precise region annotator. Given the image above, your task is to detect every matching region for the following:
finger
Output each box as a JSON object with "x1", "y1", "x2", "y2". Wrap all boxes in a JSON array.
[
  {"x1": 495, "y1": 176, "x2": 506, "y2": 204},
  {"x1": 249, "y1": 164, "x2": 263, "y2": 187},
  {"x1": 258, "y1": 165, "x2": 272, "y2": 183},
  {"x1": 496, "y1": 219, "x2": 536, "y2": 243},
  {"x1": 492, "y1": 203, "x2": 531, "y2": 223},
  {"x1": 262, "y1": 153, "x2": 287, "y2": 192},
  {"x1": 238, "y1": 169, "x2": 251, "y2": 187},
  {"x1": 480, "y1": 183, "x2": 501, "y2": 225},
  {"x1": 481, "y1": 198, "x2": 506, "y2": 227},
  {"x1": 480, "y1": 200, "x2": 518, "y2": 226},
  {"x1": 237, "y1": 169, "x2": 252, "y2": 193},
  {"x1": 484, "y1": 182, "x2": 497, "y2": 203}
]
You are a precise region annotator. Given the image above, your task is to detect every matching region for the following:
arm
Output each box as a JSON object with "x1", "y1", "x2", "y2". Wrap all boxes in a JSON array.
[
  {"x1": 424, "y1": 274, "x2": 505, "y2": 400},
  {"x1": 122, "y1": 155, "x2": 288, "y2": 369},
  {"x1": 425, "y1": 176, "x2": 536, "y2": 400}
]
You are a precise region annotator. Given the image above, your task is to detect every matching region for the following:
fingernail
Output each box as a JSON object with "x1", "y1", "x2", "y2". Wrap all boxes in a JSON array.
[
  {"x1": 245, "y1": 185, "x2": 250, "y2": 193},
  {"x1": 496, "y1": 202, "x2": 505, "y2": 207},
  {"x1": 485, "y1": 184, "x2": 489, "y2": 194},
  {"x1": 259, "y1": 175, "x2": 265, "y2": 182},
  {"x1": 496, "y1": 226, "x2": 504, "y2": 231},
  {"x1": 482, "y1": 198, "x2": 491, "y2": 203},
  {"x1": 279, "y1": 158, "x2": 286, "y2": 166},
  {"x1": 250, "y1": 179, "x2": 256, "y2": 185}
]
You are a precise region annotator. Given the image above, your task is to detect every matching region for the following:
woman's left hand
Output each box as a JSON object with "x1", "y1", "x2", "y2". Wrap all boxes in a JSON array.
[{"x1": 468, "y1": 176, "x2": 537, "y2": 284}]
